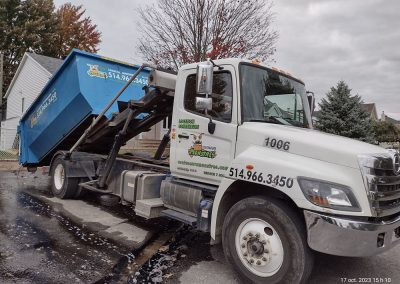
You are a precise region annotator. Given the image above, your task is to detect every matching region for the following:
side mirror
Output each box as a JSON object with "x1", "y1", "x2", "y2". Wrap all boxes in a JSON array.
[
  {"x1": 196, "y1": 61, "x2": 213, "y2": 94},
  {"x1": 196, "y1": 60, "x2": 216, "y2": 135},
  {"x1": 306, "y1": 91, "x2": 315, "y2": 115},
  {"x1": 195, "y1": 97, "x2": 212, "y2": 111}
]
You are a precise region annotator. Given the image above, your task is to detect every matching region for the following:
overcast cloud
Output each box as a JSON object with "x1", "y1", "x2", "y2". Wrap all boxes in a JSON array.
[{"x1": 54, "y1": 0, "x2": 400, "y2": 119}]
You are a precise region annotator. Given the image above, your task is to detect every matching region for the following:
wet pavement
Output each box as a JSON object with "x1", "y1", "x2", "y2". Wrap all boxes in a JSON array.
[
  {"x1": 0, "y1": 170, "x2": 181, "y2": 283},
  {"x1": 1, "y1": 169, "x2": 400, "y2": 284},
  {"x1": 0, "y1": 171, "x2": 126, "y2": 283}
]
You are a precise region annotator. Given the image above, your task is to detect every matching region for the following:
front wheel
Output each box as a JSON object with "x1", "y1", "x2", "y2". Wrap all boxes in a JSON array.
[
  {"x1": 222, "y1": 196, "x2": 314, "y2": 284},
  {"x1": 51, "y1": 157, "x2": 79, "y2": 199}
]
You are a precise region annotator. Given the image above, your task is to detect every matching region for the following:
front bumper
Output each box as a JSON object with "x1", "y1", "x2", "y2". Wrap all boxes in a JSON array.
[{"x1": 304, "y1": 210, "x2": 400, "y2": 257}]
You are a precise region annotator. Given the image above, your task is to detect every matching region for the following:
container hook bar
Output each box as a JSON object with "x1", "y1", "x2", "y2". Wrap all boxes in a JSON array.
[{"x1": 68, "y1": 63, "x2": 156, "y2": 154}]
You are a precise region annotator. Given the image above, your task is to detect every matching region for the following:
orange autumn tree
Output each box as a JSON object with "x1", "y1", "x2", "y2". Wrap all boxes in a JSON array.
[{"x1": 55, "y1": 3, "x2": 101, "y2": 57}]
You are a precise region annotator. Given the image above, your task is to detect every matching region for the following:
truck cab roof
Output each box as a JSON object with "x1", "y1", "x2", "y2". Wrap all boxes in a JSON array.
[{"x1": 179, "y1": 58, "x2": 304, "y2": 85}]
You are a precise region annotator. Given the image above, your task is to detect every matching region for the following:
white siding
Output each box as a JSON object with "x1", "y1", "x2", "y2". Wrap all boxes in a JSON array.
[
  {"x1": 0, "y1": 56, "x2": 51, "y2": 150},
  {"x1": 0, "y1": 117, "x2": 19, "y2": 150},
  {"x1": 6, "y1": 56, "x2": 51, "y2": 120}
]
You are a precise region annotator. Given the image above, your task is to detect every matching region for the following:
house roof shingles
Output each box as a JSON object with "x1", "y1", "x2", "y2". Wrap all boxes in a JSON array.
[
  {"x1": 361, "y1": 103, "x2": 375, "y2": 114},
  {"x1": 28, "y1": 53, "x2": 63, "y2": 75},
  {"x1": 386, "y1": 116, "x2": 400, "y2": 124}
]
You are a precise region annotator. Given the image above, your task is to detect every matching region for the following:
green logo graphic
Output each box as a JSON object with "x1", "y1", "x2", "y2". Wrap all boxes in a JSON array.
[{"x1": 188, "y1": 133, "x2": 216, "y2": 159}]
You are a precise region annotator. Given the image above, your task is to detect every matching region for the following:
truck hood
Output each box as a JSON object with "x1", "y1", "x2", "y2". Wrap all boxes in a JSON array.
[{"x1": 238, "y1": 122, "x2": 388, "y2": 169}]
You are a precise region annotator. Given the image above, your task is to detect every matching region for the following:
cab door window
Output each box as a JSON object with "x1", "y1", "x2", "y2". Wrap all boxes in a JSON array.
[{"x1": 184, "y1": 72, "x2": 233, "y2": 123}]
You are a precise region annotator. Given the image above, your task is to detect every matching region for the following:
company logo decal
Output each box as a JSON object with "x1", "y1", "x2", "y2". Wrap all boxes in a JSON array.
[
  {"x1": 87, "y1": 64, "x2": 107, "y2": 79},
  {"x1": 86, "y1": 63, "x2": 148, "y2": 85},
  {"x1": 179, "y1": 119, "x2": 199, "y2": 129},
  {"x1": 30, "y1": 89, "x2": 58, "y2": 128},
  {"x1": 188, "y1": 133, "x2": 216, "y2": 159}
]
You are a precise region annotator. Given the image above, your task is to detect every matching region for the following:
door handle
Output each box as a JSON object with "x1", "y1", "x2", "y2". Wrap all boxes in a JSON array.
[{"x1": 178, "y1": 134, "x2": 189, "y2": 139}]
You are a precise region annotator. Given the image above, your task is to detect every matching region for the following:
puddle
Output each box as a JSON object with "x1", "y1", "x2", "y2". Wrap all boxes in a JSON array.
[{"x1": 129, "y1": 226, "x2": 214, "y2": 284}]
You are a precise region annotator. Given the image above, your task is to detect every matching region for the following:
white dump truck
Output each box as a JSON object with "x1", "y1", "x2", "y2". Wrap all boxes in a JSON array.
[{"x1": 21, "y1": 54, "x2": 400, "y2": 283}]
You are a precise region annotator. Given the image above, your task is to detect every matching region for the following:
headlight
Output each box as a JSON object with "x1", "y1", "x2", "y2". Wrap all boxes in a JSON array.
[{"x1": 298, "y1": 177, "x2": 361, "y2": 211}]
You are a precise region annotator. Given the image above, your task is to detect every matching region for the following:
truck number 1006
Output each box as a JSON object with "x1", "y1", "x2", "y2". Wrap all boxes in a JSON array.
[{"x1": 265, "y1": 138, "x2": 290, "y2": 151}]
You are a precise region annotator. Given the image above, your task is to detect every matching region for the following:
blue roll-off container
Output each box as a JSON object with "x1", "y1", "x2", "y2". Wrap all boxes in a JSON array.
[{"x1": 19, "y1": 49, "x2": 149, "y2": 166}]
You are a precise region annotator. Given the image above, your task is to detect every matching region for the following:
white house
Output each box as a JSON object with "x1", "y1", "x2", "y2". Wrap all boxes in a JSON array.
[{"x1": 0, "y1": 53, "x2": 63, "y2": 150}]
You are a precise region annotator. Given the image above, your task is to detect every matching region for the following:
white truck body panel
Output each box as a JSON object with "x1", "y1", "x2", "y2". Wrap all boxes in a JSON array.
[{"x1": 237, "y1": 122, "x2": 387, "y2": 169}]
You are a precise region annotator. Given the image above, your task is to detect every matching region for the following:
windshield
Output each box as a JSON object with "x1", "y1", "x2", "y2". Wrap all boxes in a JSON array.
[{"x1": 240, "y1": 64, "x2": 312, "y2": 128}]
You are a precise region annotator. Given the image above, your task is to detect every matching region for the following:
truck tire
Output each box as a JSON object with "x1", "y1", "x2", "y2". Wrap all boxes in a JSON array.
[
  {"x1": 51, "y1": 157, "x2": 79, "y2": 199},
  {"x1": 73, "y1": 182, "x2": 84, "y2": 199},
  {"x1": 222, "y1": 196, "x2": 314, "y2": 284}
]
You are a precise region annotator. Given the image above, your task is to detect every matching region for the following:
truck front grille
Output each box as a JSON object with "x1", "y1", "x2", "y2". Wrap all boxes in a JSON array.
[{"x1": 365, "y1": 168, "x2": 400, "y2": 217}]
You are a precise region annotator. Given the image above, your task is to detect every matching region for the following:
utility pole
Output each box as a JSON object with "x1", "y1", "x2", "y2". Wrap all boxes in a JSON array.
[
  {"x1": 0, "y1": 51, "x2": 3, "y2": 107},
  {"x1": 0, "y1": 51, "x2": 3, "y2": 144},
  {"x1": 0, "y1": 51, "x2": 3, "y2": 121}
]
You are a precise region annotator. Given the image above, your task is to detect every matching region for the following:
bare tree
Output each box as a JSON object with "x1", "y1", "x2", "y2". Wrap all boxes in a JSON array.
[{"x1": 137, "y1": 0, "x2": 278, "y2": 69}]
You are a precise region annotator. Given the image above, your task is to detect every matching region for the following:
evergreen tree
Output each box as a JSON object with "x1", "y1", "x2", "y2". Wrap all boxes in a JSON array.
[
  {"x1": 316, "y1": 81, "x2": 374, "y2": 143},
  {"x1": 0, "y1": 0, "x2": 24, "y2": 91},
  {"x1": 0, "y1": 0, "x2": 101, "y2": 98},
  {"x1": 19, "y1": 0, "x2": 59, "y2": 56},
  {"x1": 0, "y1": 0, "x2": 57, "y2": 93},
  {"x1": 372, "y1": 120, "x2": 399, "y2": 143}
]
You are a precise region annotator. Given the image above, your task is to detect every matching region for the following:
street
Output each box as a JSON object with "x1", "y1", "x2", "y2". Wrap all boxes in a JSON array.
[{"x1": 1, "y1": 168, "x2": 399, "y2": 284}]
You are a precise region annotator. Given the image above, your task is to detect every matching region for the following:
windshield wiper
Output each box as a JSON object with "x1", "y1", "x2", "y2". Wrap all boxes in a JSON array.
[
  {"x1": 249, "y1": 119, "x2": 279, "y2": 124},
  {"x1": 268, "y1": 116, "x2": 291, "y2": 125},
  {"x1": 249, "y1": 116, "x2": 291, "y2": 126},
  {"x1": 282, "y1": 117, "x2": 306, "y2": 127}
]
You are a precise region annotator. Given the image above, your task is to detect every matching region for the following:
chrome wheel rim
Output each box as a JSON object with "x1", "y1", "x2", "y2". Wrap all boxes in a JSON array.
[
  {"x1": 235, "y1": 218, "x2": 284, "y2": 277},
  {"x1": 54, "y1": 163, "x2": 65, "y2": 192}
]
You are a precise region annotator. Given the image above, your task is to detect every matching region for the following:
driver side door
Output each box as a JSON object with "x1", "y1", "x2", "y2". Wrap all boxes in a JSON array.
[{"x1": 170, "y1": 65, "x2": 238, "y2": 185}]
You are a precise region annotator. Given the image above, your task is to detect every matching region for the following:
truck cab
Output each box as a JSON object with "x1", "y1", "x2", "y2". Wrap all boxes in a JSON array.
[
  {"x1": 32, "y1": 54, "x2": 400, "y2": 284},
  {"x1": 167, "y1": 59, "x2": 400, "y2": 283}
]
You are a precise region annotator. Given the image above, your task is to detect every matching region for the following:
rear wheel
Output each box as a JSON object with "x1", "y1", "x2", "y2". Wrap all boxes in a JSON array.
[
  {"x1": 222, "y1": 196, "x2": 314, "y2": 284},
  {"x1": 51, "y1": 157, "x2": 79, "y2": 199}
]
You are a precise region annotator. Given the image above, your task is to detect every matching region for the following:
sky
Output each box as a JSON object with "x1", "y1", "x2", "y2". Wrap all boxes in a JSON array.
[{"x1": 53, "y1": 0, "x2": 400, "y2": 120}]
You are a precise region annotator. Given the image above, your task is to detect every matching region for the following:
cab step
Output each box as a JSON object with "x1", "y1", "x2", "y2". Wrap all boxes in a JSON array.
[{"x1": 161, "y1": 209, "x2": 197, "y2": 226}]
